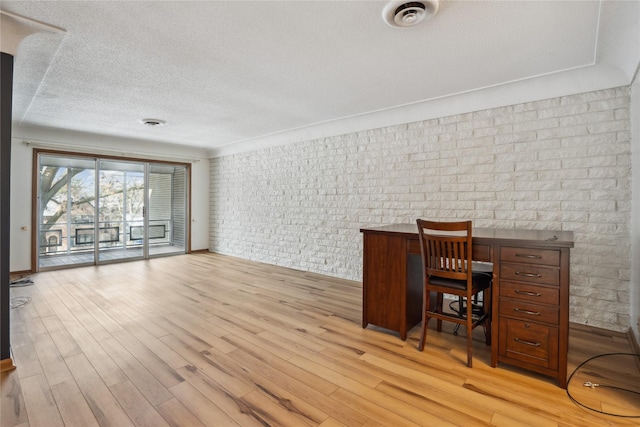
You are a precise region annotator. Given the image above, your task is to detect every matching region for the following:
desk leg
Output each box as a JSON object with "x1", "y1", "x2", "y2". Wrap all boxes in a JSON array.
[
  {"x1": 491, "y1": 268, "x2": 499, "y2": 368},
  {"x1": 362, "y1": 233, "x2": 408, "y2": 338},
  {"x1": 406, "y1": 253, "x2": 424, "y2": 340}
]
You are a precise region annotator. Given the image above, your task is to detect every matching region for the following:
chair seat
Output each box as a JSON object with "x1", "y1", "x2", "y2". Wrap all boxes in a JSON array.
[{"x1": 427, "y1": 271, "x2": 492, "y2": 291}]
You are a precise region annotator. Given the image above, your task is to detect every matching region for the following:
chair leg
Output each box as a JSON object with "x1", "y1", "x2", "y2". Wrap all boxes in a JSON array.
[
  {"x1": 418, "y1": 286, "x2": 431, "y2": 351},
  {"x1": 436, "y1": 293, "x2": 443, "y2": 332},
  {"x1": 484, "y1": 287, "x2": 491, "y2": 345},
  {"x1": 466, "y1": 293, "x2": 473, "y2": 368}
]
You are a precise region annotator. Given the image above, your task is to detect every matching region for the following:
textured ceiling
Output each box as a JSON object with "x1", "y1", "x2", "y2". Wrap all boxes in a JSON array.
[{"x1": 2, "y1": 1, "x2": 639, "y2": 156}]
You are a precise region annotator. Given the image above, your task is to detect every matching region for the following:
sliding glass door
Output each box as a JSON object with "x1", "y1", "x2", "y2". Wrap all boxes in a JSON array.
[
  {"x1": 97, "y1": 160, "x2": 146, "y2": 263},
  {"x1": 148, "y1": 163, "x2": 187, "y2": 257},
  {"x1": 37, "y1": 152, "x2": 189, "y2": 270},
  {"x1": 38, "y1": 155, "x2": 97, "y2": 267}
]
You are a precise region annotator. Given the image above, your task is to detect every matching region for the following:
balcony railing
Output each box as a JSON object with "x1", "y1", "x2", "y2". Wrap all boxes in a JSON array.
[{"x1": 39, "y1": 219, "x2": 173, "y2": 255}]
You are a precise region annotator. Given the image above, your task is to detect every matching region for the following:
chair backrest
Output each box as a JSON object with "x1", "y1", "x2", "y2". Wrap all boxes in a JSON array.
[{"x1": 416, "y1": 220, "x2": 473, "y2": 282}]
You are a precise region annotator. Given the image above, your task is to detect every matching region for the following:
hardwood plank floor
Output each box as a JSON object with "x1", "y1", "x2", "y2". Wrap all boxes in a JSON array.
[{"x1": 2, "y1": 253, "x2": 639, "y2": 426}]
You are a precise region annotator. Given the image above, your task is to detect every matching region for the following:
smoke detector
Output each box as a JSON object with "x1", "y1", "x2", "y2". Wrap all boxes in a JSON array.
[
  {"x1": 382, "y1": 1, "x2": 439, "y2": 28},
  {"x1": 140, "y1": 118, "x2": 166, "y2": 127}
]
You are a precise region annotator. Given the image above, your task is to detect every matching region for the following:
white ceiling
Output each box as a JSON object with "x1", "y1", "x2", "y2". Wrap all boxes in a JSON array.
[{"x1": 2, "y1": 1, "x2": 639, "y2": 157}]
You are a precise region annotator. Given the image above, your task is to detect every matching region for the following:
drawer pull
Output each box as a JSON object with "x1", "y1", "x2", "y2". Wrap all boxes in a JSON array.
[
  {"x1": 514, "y1": 338, "x2": 541, "y2": 347},
  {"x1": 514, "y1": 289, "x2": 541, "y2": 297},
  {"x1": 516, "y1": 253, "x2": 542, "y2": 259},
  {"x1": 515, "y1": 271, "x2": 542, "y2": 278},
  {"x1": 514, "y1": 308, "x2": 541, "y2": 316}
]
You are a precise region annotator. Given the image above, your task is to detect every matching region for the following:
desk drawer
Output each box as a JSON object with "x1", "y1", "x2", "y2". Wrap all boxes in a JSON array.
[
  {"x1": 501, "y1": 247, "x2": 560, "y2": 266},
  {"x1": 500, "y1": 298, "x2": 559, "y2": 324},
  {"x1": 500, "y1": 281, "x2": 559, "y2": 305},
  {"x1": 500, "y1": 263, "x2": 559, "y2": 286},
  {"x1": 407, "y1": 238, "x2": 421, "y2": 255},
  {"x1": 499, "y1": 318, "x2": 558, "y2": 369},
  {"x1": 472, "y1": 244, "x2": 492, "y2": 262}
]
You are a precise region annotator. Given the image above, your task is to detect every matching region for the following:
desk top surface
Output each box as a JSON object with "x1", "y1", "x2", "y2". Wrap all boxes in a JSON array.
[{"x1": 360, "y1": 223, "x2": 574, "y2": 248}]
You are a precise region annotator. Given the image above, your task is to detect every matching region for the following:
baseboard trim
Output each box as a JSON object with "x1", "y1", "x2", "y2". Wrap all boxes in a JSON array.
[
  {"x1": 10, "y1": 269, "x2": 33, "y2": 277},
  {"x1": 628, "y1": 327, "x2": 640, "y2": 354},
  {"x1": 568, "y1": 322, "x2": 629, "y2": 338},
  {"x1": 0, "y1": 358, "x2": 16, "y2": 372}
]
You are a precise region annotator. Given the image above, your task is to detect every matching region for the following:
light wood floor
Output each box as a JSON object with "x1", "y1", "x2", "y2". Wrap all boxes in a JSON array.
[{"x1": 2, "y1": 253, "x2": 639, "y2": 427}]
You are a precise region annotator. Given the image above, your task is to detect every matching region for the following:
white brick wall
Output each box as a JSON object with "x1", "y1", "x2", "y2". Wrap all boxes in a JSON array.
[{"x1": 210, "y1": 87, "x2": 632, "y2": 332}]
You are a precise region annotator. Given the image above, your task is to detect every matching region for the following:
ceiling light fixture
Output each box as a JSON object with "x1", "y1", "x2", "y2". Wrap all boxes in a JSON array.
[
  {"x1": 382, "y1": 0, "x2": 439, "y2": 28},
  {"x1": 140, "y1": 118, "x2": 166, "y2": 127}
]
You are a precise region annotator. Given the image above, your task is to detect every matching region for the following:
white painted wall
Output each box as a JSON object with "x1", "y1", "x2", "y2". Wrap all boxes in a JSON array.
[
  {"x1": 211, "y1": 87, "x2": 633, "y2": 333},
  {"x1": 9, "y1": 137, "x2": 32, "y2": 272},
  {"x1": 631, "y1": 73, "x2": 640, "y2": 342},
  {"x1": 9, "y1": 126, "x2": 210, "y2": 272},
  {"x1": 190, "y1": 156, "x2": 210, "y2": 251}
]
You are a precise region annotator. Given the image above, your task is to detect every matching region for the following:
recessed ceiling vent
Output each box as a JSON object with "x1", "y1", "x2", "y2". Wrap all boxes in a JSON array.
[
  {"x1": 382, "y1": 0, "x2": 439, "y2": 28},
  {"x1": 140, "y1": 118, "x2": 166, "y2": 127}
]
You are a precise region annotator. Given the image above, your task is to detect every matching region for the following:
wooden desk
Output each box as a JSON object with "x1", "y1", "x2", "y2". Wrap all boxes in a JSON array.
[{"x1": 360, "y1": 223, "x2": 574, "y2": 387}]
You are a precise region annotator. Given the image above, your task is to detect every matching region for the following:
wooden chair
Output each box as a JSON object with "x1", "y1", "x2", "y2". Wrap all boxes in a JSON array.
[{"x1": 416, "y1": 219, "x2": 492, "y2": 367}]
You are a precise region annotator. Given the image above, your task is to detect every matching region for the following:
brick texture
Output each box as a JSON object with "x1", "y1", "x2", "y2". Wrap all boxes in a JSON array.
[{"x1": 210, "y1": 87, "x2": 632, "y2": 332}]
